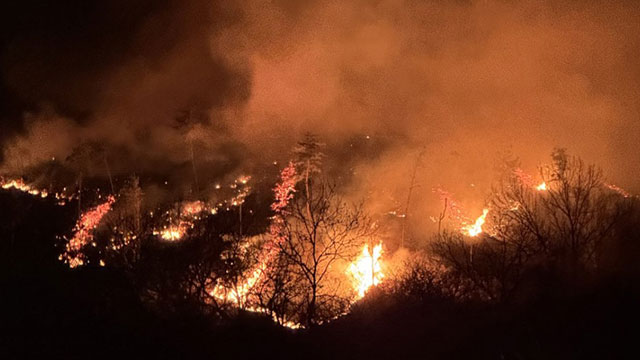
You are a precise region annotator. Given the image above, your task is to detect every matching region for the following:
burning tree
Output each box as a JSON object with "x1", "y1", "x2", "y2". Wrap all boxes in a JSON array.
[
  {"x1": 276, "y1": 177, "x2": 373, "y2": 325},
  {"x1": 432, "y1": 149, "x2": 630, "y2": 302},
  {"x1": 134, "y1": 209, "x2": 246, "y2": 317},
  {"x1": 270, "y1": 139, "x2": 374, "y2": 325},
  {"x1": 99, "y1": 176, "x2": 145, "y2": 268},
  {"x1": 347, "y1": 242, "x2": 385, "y2": 299},
  {"x1": 491, "y1": 149, "x2": 628, "y2": 273}
]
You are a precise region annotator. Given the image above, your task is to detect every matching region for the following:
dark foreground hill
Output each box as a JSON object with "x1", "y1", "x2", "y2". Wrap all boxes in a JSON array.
[{"x1": 2, "y1": 191, "x2": 639, "y2": 359}]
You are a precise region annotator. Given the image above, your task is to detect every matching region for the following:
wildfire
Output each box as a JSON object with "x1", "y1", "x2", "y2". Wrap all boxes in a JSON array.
[
  {"x1": 2, "y1": 178, "x2": 41, "y2": 195},
  {"x1": 347, "y1": 243, "x2": 385, "y2": 299},
  {"x1": 61, "y1": 196, "x2": 115, "y2": 268},
  {"x1": 210, "y1": 262, "x2": 265, "y2": 306},
  {"x1": 462, "y1": 208, "x2": 489, "y2": 237},
  {"x1": 514, "y1": 168, "x2": 549, "y2": 192},
  {"x1": 151, "y1": 176, "x2": 252, "y2": 241},
  {"x1": 1, "y1": 178, "x2": 52, "y2": 198},
  {"x1": 210, "y1": 163, "x2": 299, "y2": 326},
  {"x1": 154, "y1": 225, "x2": 186, "y2": 241},
  {"x1": 209, "y1": 259, "x2": 302, "y2": 329},
  {"x1": 152, "y1": 201, "x2": 208, "y2": 241},
  {"x1": 1, "y1": 177, "x2": 73, "y2": 204},
  {"x1": 182, "y1": 200, "x2": 205, "y2": 215}
]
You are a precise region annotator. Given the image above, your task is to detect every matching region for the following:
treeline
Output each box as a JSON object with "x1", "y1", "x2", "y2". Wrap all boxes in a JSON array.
[{"x1": 2, "y1": 146, "x2": 640, "y2": 359}]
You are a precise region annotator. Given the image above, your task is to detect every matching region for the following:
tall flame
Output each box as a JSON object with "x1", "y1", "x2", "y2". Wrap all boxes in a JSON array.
[
  {"x1": 347, "y1": 243, "x2": 384, "y2": 299},
  {"x1": 462, "y1": 208, "x2": 489, "y2": 237}
]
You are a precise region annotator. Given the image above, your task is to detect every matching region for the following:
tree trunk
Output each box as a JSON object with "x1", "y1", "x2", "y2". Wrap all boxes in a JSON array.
[
  {"x1": 103, "y1": 154, "x2": 114, "y2": 195},
  {"x1": 308, "y1": 282, "x2": 317, "y2": 327},
  {"x1": 401, "y1": 150, "x2": 424, "y2": 248},
  {"x1": 77, "y1": 174, "x2": 83, "y2": 217}
]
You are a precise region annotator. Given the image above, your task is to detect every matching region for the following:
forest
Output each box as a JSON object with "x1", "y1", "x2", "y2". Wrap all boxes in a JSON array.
[
  {"x1": 2, "y1": 141, "x2": 639, "y2": 359},
  {"x1": 2, "y1": 1, "x2": 640, "y2": 358}
]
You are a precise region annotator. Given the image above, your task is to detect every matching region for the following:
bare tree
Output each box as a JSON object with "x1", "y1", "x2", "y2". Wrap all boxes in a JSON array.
[
  {"x1": 272, "y1": 157, "x2": 373, "y2": 325},
  {"x1": 432, "y1": 149, "x2": 629, "y2": 302},
  {"x1": 251, "y1": 249, "x2": 306, "y2": 325},
  {"x1": 491, "y1": 149, "x2": 626, "y2": 272},
  {"x1": 400, "y1": 148, "x2": 424, "y2": 248},
  {"x1": 173, "y1": 109, "x2": 209, "y2": 194},
  {"x1": 98, "y1": 176, "x2": 144, "y2": 268}
]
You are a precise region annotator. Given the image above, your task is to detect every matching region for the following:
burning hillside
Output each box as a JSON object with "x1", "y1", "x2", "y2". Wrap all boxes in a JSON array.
[{"x1": 2, "y1": 1, "x2": 640, "y2": 358}]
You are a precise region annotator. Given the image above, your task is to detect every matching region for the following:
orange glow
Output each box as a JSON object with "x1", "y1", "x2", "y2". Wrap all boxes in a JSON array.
[
  {"x1": 209, "y1": 164, "x2": 299, "y2": 327},
  {"x1": 210, "y1": 262, "x2": 265, "y2": 306},
  {"x1": 536, "y1": 182, "x2": 547, "y2": 191},
  {"x1": 153, "y1": 225, "x2": 186, "y2": 241},
  {"x1": 2, "y1": 178, "x2": 46, "y2": 198},
  {"x1": 462, "y1": 208, "x2": 489, "y2": 237},
  {"x1": 152, "y1": 201, "x2": 207, "y2": 241},
  {"x1": 1, "y1": 177, "x2": 72, "y2": 202},
  {"x1": 605, "y1": 183, "x2": 632, "y2": 198},
  {"x1": 347, "y1": 243, "x2": 384, "y2": 299},
  {"x1": 181, "y1": 200, "x2": 205, "y2": 215},
  {"x1": 61, "y1": 196, "x2": 115, "y2": 268}
]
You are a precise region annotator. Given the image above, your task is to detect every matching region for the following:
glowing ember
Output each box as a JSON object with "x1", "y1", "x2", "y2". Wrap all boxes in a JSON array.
[
  {"x1": 181, "y1": 200, "x2": 205, "y2": 215},
  {"x1": 605, "y1": 183, "x2": 632, "y2": 198},
  {"x1": 152, "y1": 201, "x2": 208, "y2": 241},
  {"x1": 154, "y1": 225, "x2": 186, "y2": 241},
  {"x1": 237, "y1": 175, "x2": 251, "y2": 185},
  {"x1": 536, "y1": 182, "x2": 547, "y2": 191},
  {"x1": 347, "y1": 243, "x2": 384, "y2": 299},
  {"x1": 151, "y1": 175, "x2": 252, "y2": 241},
  {"x1": 211, "y1": 163, "x2": 298, "y2": 321},
  {"x1": 462, "y1": 208, "x2": 489, "y2": 237},
  {"x1": 61, "y1": 196, "x2": 115, "y2": 268}
]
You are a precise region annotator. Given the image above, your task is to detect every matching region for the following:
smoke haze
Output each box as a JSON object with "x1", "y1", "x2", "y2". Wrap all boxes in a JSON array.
[{"x1": 2, "y1": 0, "x2": 639, "y2": 239}]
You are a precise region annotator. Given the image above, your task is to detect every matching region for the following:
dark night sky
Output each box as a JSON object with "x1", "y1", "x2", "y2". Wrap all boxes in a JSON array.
[
  {"x1": 0, "y1": 0, "x2": 246, "y2": 147},
  {"x1": 0, "y1": 1, "x2": 157, "y2": 127}
]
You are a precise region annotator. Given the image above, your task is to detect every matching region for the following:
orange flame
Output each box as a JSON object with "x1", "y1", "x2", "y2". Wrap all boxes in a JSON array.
[
  {"x1": 2, "y1": 178, "x2": 47, "y2": 198},
  {"x1": 210, "y1": 262, "x2": 265, "y2": 306},
  {"x1": 154, "y1": 226, "x2": 186, "y2": 241},
  {"x1": 462, "y1": 208, "x2": 489, "y2": 237},
  {"x1": 347, "y1": 243, "x2": 384, "y2": 299},
  {"x1": 535, "y1": 182, "x2": 547, "y2": 191},
  {"x1": 2, "y1": 178, "x2": 72, "y2": 203}
]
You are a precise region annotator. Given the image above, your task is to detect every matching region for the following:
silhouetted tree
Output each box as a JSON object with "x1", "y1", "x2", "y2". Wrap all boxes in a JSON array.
[
  {"x1": 432, "y1": 150, "x2": 630, "y2": 301},
  {"x1": 275, "y1": 177, "x2": 373, "y2": 326}
]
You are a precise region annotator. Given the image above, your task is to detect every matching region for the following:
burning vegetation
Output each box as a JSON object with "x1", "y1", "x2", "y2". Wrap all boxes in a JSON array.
[
  {"x1": 2, "y1": 1, "x2": 640, "y2": 357},
  {"x1": 3, "y1": 140, "x2": 636, "y2": 332},
  {"x1": 347, "y1": 243, "x2": 385, "y2": 299},
  {"x1": 2, "y1": 133, "x2": 640, "y2": 358}
]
